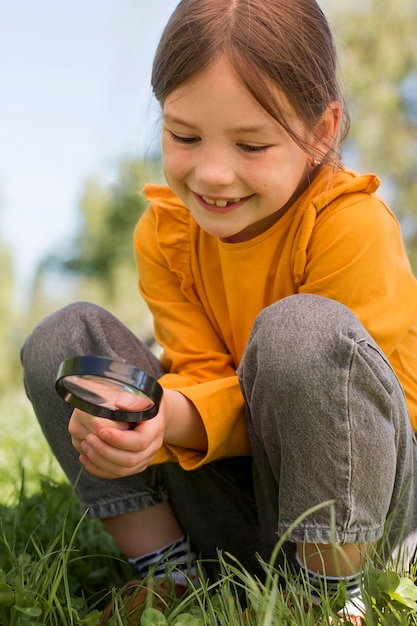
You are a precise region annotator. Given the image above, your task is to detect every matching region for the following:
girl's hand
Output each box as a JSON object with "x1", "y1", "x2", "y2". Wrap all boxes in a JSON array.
[
  {"x1": 69, "y1": 402, "x2": 167, "y2": 479},
  {"x1": 68, "y1": 388, "x2": 207, "y2": 479}
]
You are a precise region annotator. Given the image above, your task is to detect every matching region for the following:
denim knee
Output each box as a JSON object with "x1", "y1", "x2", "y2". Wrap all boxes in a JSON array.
[{"x1": 238, "y1": 294, "x2": 415, "y2": 547}]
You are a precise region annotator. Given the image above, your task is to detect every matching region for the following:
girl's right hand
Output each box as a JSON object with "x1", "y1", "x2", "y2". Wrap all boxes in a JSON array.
[
  {"x1": 68, "y1": 407, "x2": 166, "y2": 479},
  {"x1": 68, "y1": 409, "x2": 128, "y2": 456},
  {"x1": 68, "y1": 388, "x2": 208, "y2": 479}
]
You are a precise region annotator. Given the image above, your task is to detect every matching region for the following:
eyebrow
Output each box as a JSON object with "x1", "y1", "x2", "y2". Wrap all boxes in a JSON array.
[
  {"x1": 163, "y1": 114, "x2": 277, "y2": 135},
  {"x1": 163, "y1": 114, "x2": 195, "y2": 128}
]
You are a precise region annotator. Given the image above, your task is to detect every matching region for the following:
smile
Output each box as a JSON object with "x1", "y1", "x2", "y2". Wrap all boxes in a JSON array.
[{"x1": 201, "y1": 196, "x2": 242, "y2": 208}]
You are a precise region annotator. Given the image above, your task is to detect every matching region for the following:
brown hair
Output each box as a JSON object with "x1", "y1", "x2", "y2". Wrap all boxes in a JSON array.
[{"x1": 151, "y1": 0, "x2": 350, "y2": 165}]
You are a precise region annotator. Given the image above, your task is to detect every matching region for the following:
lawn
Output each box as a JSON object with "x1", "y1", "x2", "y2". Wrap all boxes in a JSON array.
[{"x1": 1, "y1": 390, "x2": 417, "y2": 625}]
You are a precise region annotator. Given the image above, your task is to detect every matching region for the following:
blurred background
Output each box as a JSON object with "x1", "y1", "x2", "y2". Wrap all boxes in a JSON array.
[{"x1": 1, "y1": 0, "x2": 416, "y2": 393}]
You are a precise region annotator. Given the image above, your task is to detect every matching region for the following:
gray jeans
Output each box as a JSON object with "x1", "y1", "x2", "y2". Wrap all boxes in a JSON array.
[{"x1": 21, "y1": 294, "x2": 417, "y2": 571}]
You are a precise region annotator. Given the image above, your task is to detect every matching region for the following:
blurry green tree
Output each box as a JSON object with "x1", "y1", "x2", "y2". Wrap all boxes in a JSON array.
[
  {"x1": 327, "y1": 0, "x2": 417, "y2": 263},
  {"x1": 61, "y1": 160, "x2": 162, "y2": 289},
  {"x1": 30, "y1": 158, "x2": 164, "y2": 340}
]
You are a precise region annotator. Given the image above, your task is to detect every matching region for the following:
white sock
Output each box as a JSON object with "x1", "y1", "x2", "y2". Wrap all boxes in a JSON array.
[{"x1": 294, "y1": 552, "x2": 365, "y2": 615}]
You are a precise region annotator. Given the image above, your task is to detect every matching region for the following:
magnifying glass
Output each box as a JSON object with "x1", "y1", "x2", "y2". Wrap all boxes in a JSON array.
[{"x1": 55, "y1": 356, "x2": 163, "y2": 424}]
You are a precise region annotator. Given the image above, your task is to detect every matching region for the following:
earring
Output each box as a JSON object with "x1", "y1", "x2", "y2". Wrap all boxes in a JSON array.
[{"x1": 310, "y1": 156, "x2": 321, "y2": 167}]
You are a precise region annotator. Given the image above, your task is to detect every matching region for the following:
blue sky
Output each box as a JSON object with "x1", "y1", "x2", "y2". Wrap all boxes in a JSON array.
[{"x1": 0, "y1": 1, "x2": 178, "y2": 304}]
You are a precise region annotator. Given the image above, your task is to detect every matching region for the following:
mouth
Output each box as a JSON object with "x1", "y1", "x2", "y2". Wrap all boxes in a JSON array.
[
  {"x1": 201, "y1": 196, "x2": 242, "y2": 208},
  {"x1": 193, "y1": 192, "x2": 252, "y2": 211}
]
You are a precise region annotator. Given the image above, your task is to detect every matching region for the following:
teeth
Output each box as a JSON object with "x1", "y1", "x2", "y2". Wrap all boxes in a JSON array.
[{"x1": 202, "y1": 196, "x2": 241, "y2": 207}]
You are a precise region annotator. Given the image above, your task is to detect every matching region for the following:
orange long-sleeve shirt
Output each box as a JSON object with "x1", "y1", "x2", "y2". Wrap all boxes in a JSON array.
[{"x1": 134, "y1": 167, "x2": 417, "y2": 469}]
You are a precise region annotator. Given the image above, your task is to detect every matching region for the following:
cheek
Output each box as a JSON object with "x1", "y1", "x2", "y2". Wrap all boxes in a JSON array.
[
  {"x1": 240, "y1": 161, "x2": 264, "y2": 187},
  {"x1": 162, "y1": 146, "x2": 189, "y2": 183},
  {"x1": 241, "y1": 161, "x2": 276, "y2": 192}
]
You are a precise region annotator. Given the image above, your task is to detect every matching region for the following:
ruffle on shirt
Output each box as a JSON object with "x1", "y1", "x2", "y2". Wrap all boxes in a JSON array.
[
  {"x1": 143, "y1": 184, "x2": 198, "y2": 300},
  {"x1": 292, "y1": 171, "x2": 380, "y2": 286}
]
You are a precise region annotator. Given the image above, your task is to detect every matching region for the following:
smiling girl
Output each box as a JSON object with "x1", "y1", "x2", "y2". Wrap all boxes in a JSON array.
[{"x1": 22, "y1": 0, "x2": 417, "y2": 623}]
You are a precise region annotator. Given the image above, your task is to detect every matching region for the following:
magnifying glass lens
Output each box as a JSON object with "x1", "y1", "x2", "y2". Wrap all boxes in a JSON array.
[
  {"x1": 63, "y1": 375, "x2": 154, "y2": 411},
  {"x1": 55, "y1": 356, "x2": 163, "y2": 422}
]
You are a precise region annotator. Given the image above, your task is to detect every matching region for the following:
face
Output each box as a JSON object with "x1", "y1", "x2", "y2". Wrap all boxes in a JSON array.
[{"x1": 162, "y1": 57, "x2": 315, "y2": 243}]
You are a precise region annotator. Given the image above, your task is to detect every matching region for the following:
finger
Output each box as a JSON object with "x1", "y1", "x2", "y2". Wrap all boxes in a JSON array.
[
  {"x1": 68, "y1": 410, "x2": 99, "y2": 446},
  {"x1": 81, "y1": 434, "x2": 155, "y2": 469},
  {"x1": 81, "y1": 431, "x2": 160, "y2": 471},
  {"x1": 70, "y1": 409, "x2": 131, "y2": 435},
  {"x1": 69, "y1": 410, "x2": 131, "y2": 452},
  {"x1": 78, "y1": 440, "x2": 156, "y2": 478},
  {"x1": 79, "y1": 454, "x2": 153, "y2": 479},
  {"x1": 97, "y1": 420, "x2": 163, "y2": 453},
  {"x1": 69, "y1": 419, "x2": 91, "y2": 454},
  {"x1": 114, "y1": 392, "x2": 155, "y2": 412},
  {"x1": 79, "y1": 453, "x2": 129, "y2": 479}
]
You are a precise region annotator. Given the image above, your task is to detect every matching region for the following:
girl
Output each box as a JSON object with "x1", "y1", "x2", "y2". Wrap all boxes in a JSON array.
[{"x1": 21, "y1": 0, "x2": 417, "y2": 622}]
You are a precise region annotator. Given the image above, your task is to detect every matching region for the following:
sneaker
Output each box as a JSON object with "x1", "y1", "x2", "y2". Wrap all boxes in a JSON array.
[
  {"x1": 333, "y1": 608, "x2": 365, "y2": 625},
  {"x1": 99, "y1": 578, "x2": 188, "y2": 625}
]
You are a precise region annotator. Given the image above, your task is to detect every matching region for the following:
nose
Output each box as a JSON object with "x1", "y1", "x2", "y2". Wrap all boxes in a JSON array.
[{"x1": 194, "y1": 144, "x2": 235, "y2": 188}]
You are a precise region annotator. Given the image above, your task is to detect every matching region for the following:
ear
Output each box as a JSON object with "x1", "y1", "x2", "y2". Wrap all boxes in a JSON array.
[{"x1": 312, "y1": 101, "x2": 341, "y2": 161}]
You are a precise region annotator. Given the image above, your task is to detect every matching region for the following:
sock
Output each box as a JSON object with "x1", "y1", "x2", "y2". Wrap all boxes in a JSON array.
[
  {"x1": 128, "y1": 535, "x2": 199, "y2": 587},
  {"x1": 294, "y1": 552, "x2": 364, "y2": 615}
]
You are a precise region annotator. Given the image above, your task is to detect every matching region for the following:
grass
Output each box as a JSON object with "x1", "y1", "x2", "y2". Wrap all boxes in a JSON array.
[{"x1": 1, "y1": 390, "x2": 417, "y2": 624}]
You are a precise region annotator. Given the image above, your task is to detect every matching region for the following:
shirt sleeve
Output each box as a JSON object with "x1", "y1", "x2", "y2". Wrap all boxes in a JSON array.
[{"x1": 134, "y1": 202, "x2": 251, "y2": 469}]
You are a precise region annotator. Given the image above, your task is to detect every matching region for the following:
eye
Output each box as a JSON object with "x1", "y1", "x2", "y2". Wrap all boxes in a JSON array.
[
  {"x1": 238, "y1": 143, "x2": 270, "y2": 154},
  {"x1": 168, "y1": 131, "x2": 200, "y2": 145}
]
